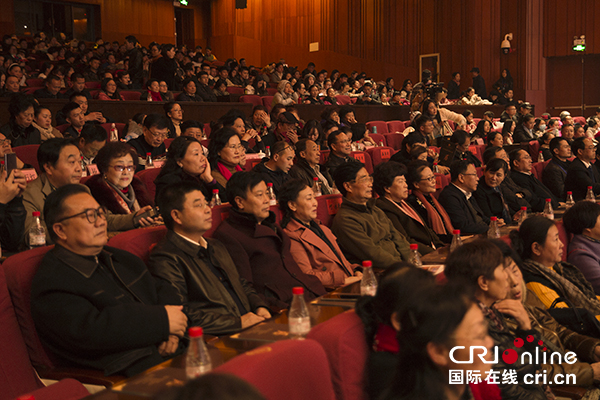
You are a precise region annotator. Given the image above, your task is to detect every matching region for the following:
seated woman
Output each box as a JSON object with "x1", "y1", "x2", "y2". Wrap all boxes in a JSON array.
[
  {"x1": 421, "y1": 98, "x2": 466, "y2": 139},
  {"x1": 502, "y1": 120, "x2": 515, "y2": 145},
  {"x1": 301, "y1": 119, "x2": 327, "y2": 150},
  {"x1": 32, "y1": 105, "x2": 63, "y2": 141},
  {"x1": 462, "y1": 109, "x2": 476, "y2": 133},
  {"x1": 539, "y1": 131, "x2": 555, "y2": 161},
  {"x1": 178, "y1": 78, "x2": 203, "y2": 102},
  {"x1": 213, "y1": 79, "x2": 230, "y2": 98},
  {"x1": 445, "y1": 240, "x2": 549, "y2": 400},
  {"x1": 320, "y1": 107, "x2": 340, "y2": 125},
  {"x1": 510, "y1": 215, "x2": 600, "y2": 316},
  {"x1": 304, "y1": 84, "x2": 323, "y2": 105},
  {"x1": 373, "y1": 161, "x2": 444, "y2": 254},
  {"x1": 323, "y1": 87, "x2": 338, "y2": 105},
  {"x1": 208, "y1": 127, "x2": 244, "y2": 188},
  {"x1": 139, "y1": 79, "x2": 163, "y2": 101},
  {"x1": 97, "y1": 78, "x2": 124, "y2": 101},
  {"x1": 164, "y1": 101, "x2": 183, "y2": 138},
  {"x1": 246, "y1": 77, "x2": 268, "y2": 96},
  {"x1": 85, "y1": 142, "x2": 153, "y2": 215},
  {"x1": 409, "y1": 146, "x2": 428, "y2": 162},
  {"x1": 486, "y1": 131, "x2": 504, "y2": 148},
  {"x1": 249, "y1": 105, "x2": 273, "y2": 138},
  {"x1": 405, "y1": 160, "x2": 455, "y2": 243},
  {"x1": 471, "y1": 119, "x2": 492, "y2": 142},
  {"x1": 278, "y1": 179, "x2": 362, "y2": 288},
  {"x1": 219, "y1": 109, "x2": 264, "y2": 154},
  {"x1": 158, "y1": 81, "x2": 174, "y2": 102},
  {"x1": 272, "y1": 80, "x2": 298, "y2": 106},
  {"x1": 563, "y1": 201, "x2": 600, "y2": 295},
  {"x1": 350, "y1": 123, "x2": 376, "y2": 147},
  {"x1": 0, "y1": 94, "x2": 41, "y2": 147},
  {"x1": 154, "y1": 136, "x2": 224, "y2": 204}
]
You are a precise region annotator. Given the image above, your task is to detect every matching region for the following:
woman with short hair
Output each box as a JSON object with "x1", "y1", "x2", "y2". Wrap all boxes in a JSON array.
[{"x1": 97, "y1": 78, "x2": 124, "y2": 101}]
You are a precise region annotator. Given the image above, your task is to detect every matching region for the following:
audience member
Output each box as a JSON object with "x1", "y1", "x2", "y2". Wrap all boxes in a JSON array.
[
  {"x1": 128, "y1": 113, "x2": 168, "y2": 171},
  {"x1": 542, "y1": 137, "x2": 572, "y2": 201},
  {"x1": 513, "y1": 114, "x2": 536, "y2": 143},
  {"x1": 64, "y1": 73, "x2": 92, "y2": 100},
  {"x1": 33, "y1": 75, "x2": 65, "y2": 99},
  {"x1": 76, "y1": 124, "x2": 106, "y2": 166},
  {"x1": 32, "y1": 105, "x2": 63, "y2": 141},
  {"x1": 2, "y1": 75, "x2": 21, "y2": 97},
  {"x1": 289, "y1": 138, "x2": 334, "y2": 194},
  {"x1": 252, "y1": 140, "x2": 294, "y2": 194},
  {"x1": 208, "y1": 127, "x2": 243, "y2": 188},
  {"x1": 140, "y1": 79, "x2": 163, "y2": 102},
  {"x1": 125, "y1": 35, "x2": 144, "y2": 88},
  {"x1": 164, "y1": 102, "x2": 184, "y2": 138},
  {"x1": 561, "y1": 123, "x2": 575, "y2": 144},
  {"x1": 509, "y1": 149, "x2": 559, "y2": 212},
  {"x1": 0, "y1": 94, "x2": 41, "y2": 147},
  {"x1": 272, "y1": 80, "x2": 298, "y2": 106},
  {"x1": 500, "y1": 103, "x2": 518, "y2": 124},
  {"x1": 97, "y1": 78, "x2": 124, "y2": 101},
  {"x1": 178, "y1": 78, "x2": 203, "y2": 102},
  {"x1": 324, "y1": 130, "x2": 358, "y2": 178},
  {"x1": 0, "y1": 168, "x2": 27, "y2": 251},
  {"x1": 61, "y1": 101, "x2": 86, "y2": 139},
  {"x1": 196, "y1": 72, "x2": 217, "y2": 102},
  {"x1": 565, "y1": 137, "x2": 600, "y2": 201},
  {"x1": 450, "y1": 129, "x2": 481, "y2": 167}
]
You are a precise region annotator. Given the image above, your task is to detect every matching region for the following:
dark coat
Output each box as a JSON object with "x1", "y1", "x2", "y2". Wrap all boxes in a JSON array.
[
  {"x1": 472, "y1": 74, "x2": 487, "y2": 98},
  {"x1": 197, "y1": 83, "x2": 217, "y2": 102},
  {"x1": 31, "y1": 245, "x2": 179, "y2": 376},
  {"x1": 510, "y1": 170, "x2": 558, "y2": 212},
  {"x1": 0, "y1": 122, "x2": 41, "y2": 147},
  {"x1": 177, "y1": 92, "x2": 203, "y2": 102},
  {"x1": 565, "y1": 158, "x2": 600, "y2": 201},
  {"x1": 453, "y1": 149, "x2": 482, "y2": 168},
  {"x1": 375, "y1": 197, "x2": 443, "y2": 255},
  {"x1": 438, "y1": 183, "x2": 489, "y2": 235},
  {"x1": 128, "y1": 136, "x2": 167, "y2": 172},
  {"x1": 212, "y1": 209, "x2": 326, "y2": 311},
  {"x1": 252, "y1": 161, "x2": 291, "y2": 195},
  {"x1": 127, "y1": 47, "x2": 144, "y2": 88},
  {"x1": 447, "y1": 80, "x2": 460, "y2": 100},
  {"x1": 288, "y1": 158, "x2": 333, "y2": 195},
  {"x1": 148, "y1": 231, "x2": 268, "y2": 335},
  {"x1": 154, "y1": 169, "x2": 226, "y2": 204},
  {"x1": 324, "y1": 153, "x2": 359, "y2": 180},
  {"x1": 542, "y1": 158, "x2": 570, "y2": 201},
  {"x1": 472, "y1": 180, "x2": 516, "y2": 222},
  {"x1": 0, "y1": 196, "x2": 26, "y2": 251},
  {"x1": 151, "y1": 57, "x2": 178, "y2": 90},
  {"x1": 513, "y1": 125, "x2": 535, "y2": 143},
  {"x1": 33, "y1": 88, "x2": 67, "y2": 100},
  {"x1": 84, "y1": 174, "x2": 154, "y2": 214}
]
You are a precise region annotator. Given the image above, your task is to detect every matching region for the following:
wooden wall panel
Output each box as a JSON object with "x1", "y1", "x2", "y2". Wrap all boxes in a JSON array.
[{"x1": 543, "y1": 0, "x2": 600, "y2": 57}]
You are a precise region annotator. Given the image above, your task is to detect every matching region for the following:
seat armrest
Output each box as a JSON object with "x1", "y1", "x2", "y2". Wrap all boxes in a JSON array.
[
  {"x1": 550, "y1": 385, "x2": 586, "y2": 400},
  {"x1": 37, "y1": 366, "x2": 126, "y2": 388}
]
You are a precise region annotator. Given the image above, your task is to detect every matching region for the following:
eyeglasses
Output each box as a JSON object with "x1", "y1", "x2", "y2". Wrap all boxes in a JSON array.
[
  {"x1": 0, "y1": 139, "x2": 11, "y2": 146},
  {"x1": 109, "y1": 165, "x2": 136, "y2": 172},
  {"x1": 56, "y1": 206, "x2": 107, "y2": 224},
  {"x1": 147, "y1": 130, "x2": 167, "y2": 138},
  {"x1": 226, "y1": 143, "x2": 243, "y2": 150},
  {"x1": 420, "y1": 175, "x2": 436, "y2": 182},
  {"x1": 352, "y1": 175, "x2": 373, "y2": 184}
]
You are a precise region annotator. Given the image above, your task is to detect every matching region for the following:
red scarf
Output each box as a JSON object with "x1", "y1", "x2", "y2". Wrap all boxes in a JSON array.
[
  {"x1": 217, "y1": 161, "x2": 242, "y2": 181},
  {"x1": 413, "y1": 190, "x2": 454, "y2": 236},
  {"x1": 149, "y1": 90, "x2": 162, "y2": 101}
]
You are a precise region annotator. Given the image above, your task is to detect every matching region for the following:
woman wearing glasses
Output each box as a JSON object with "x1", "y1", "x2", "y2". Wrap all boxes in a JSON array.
[
  {"x1": 208, "y1": 127, "x2": 244, "y2": 188},
  {"x1": 85, "y1": 142, "x2": 153, "y2": 215}
]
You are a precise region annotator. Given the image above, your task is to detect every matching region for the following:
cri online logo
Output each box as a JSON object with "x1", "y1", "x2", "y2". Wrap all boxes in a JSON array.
[{"x1": 449, "y1": 336, "x2": 577, "y2": 365}]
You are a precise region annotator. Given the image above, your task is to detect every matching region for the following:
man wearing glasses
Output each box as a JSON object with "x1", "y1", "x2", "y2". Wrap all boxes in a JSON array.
[
  {"x1": 510, "y1": 148, "x2": 559, "y2": 211},
  {"x1": 324, "y1": 130, "x2": 359, "y2": 178},
  {"x1": 565, "y1": 137, "x2": 600, "y2": 201},
  {"x1": 438, "y1": 159, "x2": 490, "y2": 235},
  {"x1": 31, "y1": 184, "x2": 188, "y2": 376},
  {"x1": 129, "y1": 114, "x2": 169, "y2": 172},
  {"x1": 331, "y1": 162, "x2": 412, "y2": 268}
]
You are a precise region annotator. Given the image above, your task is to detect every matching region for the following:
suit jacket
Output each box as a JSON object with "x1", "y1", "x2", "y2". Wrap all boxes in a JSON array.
[
  {"x1": 375, "y1": 197, "x2": 443, "y2": 255},
  {"x1": 542, "y1": 158, "x2": 570, "y2": 201},
  {"x1": 513, "y1": 125, "x2": 535, "y2": 143},
  {"x1": 565, "y1": 158, "x2": 600, "y2": 201},
  {"x1": 284, "y1": 218, "x2": 358, "y2": 287},
  {"x1": 213, "y1": 209, "x2": 326, "y2": 311},
  {"x1": 438, "y1": 183, "x2": 489, "y2": 235},
  {"x1": 453, "y1": 150, "x2": 482, "y2": 168},
  {"x1": 288, "y1": 158, "x2": 333, "y2": 195},
  {"x1": 472, "y1": 181, "x2": 516, "y2": 222},
  {"x1": 148, "y1": 231, "x2": 267, "y2": 335},
  {"x1": 511, "y1": 170, "x2": 559, "y2": 212}
]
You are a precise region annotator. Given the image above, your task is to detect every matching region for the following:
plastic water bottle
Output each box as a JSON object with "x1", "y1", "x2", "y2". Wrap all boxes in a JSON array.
[
  {"x1": 379, "y1": 141, "x2": 384, "y2": 147},
  {"x1": 566, "y1": 191, "x2": 575, "y2": 208},
  {"x1": 518, "y1": 206, "x2": 528, "y2": 227},
  {"x1": 487, "y1": 216, "x2": 500, "y2": 239},
  {"x1": 145, "y1": 153, "x2": 154, "y2": 169},
  {"x1": 433, "y1": 162, "x2": 440, "y2": 173},
  {"x1": 29, "y1": 211, "x2": 46, "y2": 249},
  {"x1": 80, "y1": 156, "x2": 87, "y2": 177},
  {"x1": 409, "y1": 243, "x2": 422, "y2": 267},
  {"x1": 147, "y1": 94, "x2": 153, "y2": 102},
  {"x1": 210, "y1": 189, "x2": 222, "y2": 207},
  {"x1": 288, "y1": 287, "x2": 311, "y2": 339},
  {"x1": 185, "y1": 327, "x2": 212, "y2": 379},
  {"x1": 360, "y1": 260, "x2": 377, "y2": 296},
  {"x1": 265, "y1": 146, "x2": 271, "y2": 159},
  {"x1": 538, "y1": 151, "x2": 544, "y2": 163},
  {"x1": 450, "y1": 230, "x2": 462, "y2": 253},
  {"x1": 543, "y1": 198, "x2": 554, "y2": 220},
  {"x1": 372, "y1": 126, "x2": 378, "y2": 134},
  {"x1": 586, "y1": 186, "x2": 595, "y2": 202},
  {"x1": 312, "y1": 177, "x2": 322, "y2": 197},
  {"x1": 267, "y1": 182, "x2": 277, "y2": 205},
  {"x1": 110, "y1": 123, "x2": 119, "y2": 142}
]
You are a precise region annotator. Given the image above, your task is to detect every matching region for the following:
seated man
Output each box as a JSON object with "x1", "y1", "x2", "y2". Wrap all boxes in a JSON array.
[
  {"x1": 2, "y1": 75, "x2": 21, "y2": 97},
  {"x1": 279, "y1": 179, "x2": 362, "y2": 288},
  {"x1": 542, "y1": 137, "x2": 572, "y2": 201},
  {"x1": 77, "y1": 124, "x2": 107, "y2": 167},
  {"x1": 561, "y1": 123, "x2": 575, "y2": 144},
  {"x1": 57, "y1": 92, "x2": 109, "y2": 126},
  {"x1": 565, "y1": 137, "x2": 600, "y2": 201},
  {"x1": 31, "y1": 184, "x2": 187, "y2": 376},
  {"x1": 196, "y1": 72, "x2": 217, "y2": 102},
  {"x1": 61, "y1": 102, "x2": 86, "y2": 139},
  {"x1": 513, "y1": 114, "x2": 536, "y2": 143},
  {"x1": 438, "y1": 160, "x2": 490, "y2": 235},
  {"x1": 213, "y1": 172, "x2": 326, "y2": 310},
  {"x1": 509, "y1": 149, "x2": 559, "y2": 212},
  {"x1": 128, "y1": 114, "x2": 168, "y2": 172},
  {"x1": 450, "y1": 129, "x2": 481, "y2": 167},
  {"x1": 149, "y1": 182, "x2": 271, "y2": 335},
  {"x1": 390, "y1": 131, "x2": 426, "y2": 165},
  {"x1": 324, "y1": 129, "x2": 358, "y2": 178},
  {"x1": 33, "y1": 75, "x2": 66, "y2": 100},
  {"x1": 500, "y1": 102, "x2": 518, "y2": 124},
  {"x1": 64, "y1": 73, "x2": 93, "y2": 100},
  {"x1": 331, "y1": 162, "x2": 411, "y2": 268},
  {"x1": 263, "y1": 112, "x2": 300, "y2": 148},
  {"x1": 252, "y1": 140, "x2": 294, "y2": 195},
  {"x1": 289, "y1": 139, "x2": 334, "y2": 195},
  {"x1": 116, "y1": 71, "x2": 133, "y2": 91}
]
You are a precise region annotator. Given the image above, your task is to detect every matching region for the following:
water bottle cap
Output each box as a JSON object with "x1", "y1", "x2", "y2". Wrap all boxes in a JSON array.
[
  {"x1": 212, "y1": 189, "x2": 219, "y2": 193},
  {"x1": 588, "y1": 186, "x2": 593, "y2": 189},
  {"x1": 490, "y1": 216, "x2": 497, "y2": 221},
  {"x1": 292, "y1": 287, "x2": 304, "y2": 295},
  {"x1": 539, "y1": 151, "x2": 542, "y2": 153},
  {"x1": 32, "y1": 211, "x2": 41, "y2": 217},
  {"x1": 410, "y1": 244, "x2": 418, "y2": 250},
  {"x1": 453, "y1": 229, "x2": 460, "y2": 235},
  {"x1": 521, "y1": 206, "x2": 527, "y2": 210},
  {"x1": 188, "y1": 327, "x2": 203, "y2": 337},
  {"x1": 567, "y1": 191, "x2": 572, "y2": 195},
  {"x1": 146, "y1": 152, "x2": 151, "y2": 155},
  {"x1": 266, "y1": 146, "x2": 270, "y2": 149},
  {"x1": 313, "y1": 177, "x2": 319, "y2": 181},
  {"x1": 267, "y1": 182, "x2": 273, "y2": 187},
  {"x1": 546, "y1": 198, "x2": 551, "y2": 202},
  {"x1": 362, "y1": 260, "x2": 372, "y2": 267}
]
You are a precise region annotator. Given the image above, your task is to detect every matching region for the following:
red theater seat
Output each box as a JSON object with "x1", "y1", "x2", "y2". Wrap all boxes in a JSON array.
[
  {"x1": 239, "y1": 95, "x2": 263, "y2": 108},
  {"x1": 386, "y1": 120, "x2": 405, "y2": 134},
  {"x1": 13, "y1": 145, "x2": 40, "y2": 174},
  {"x1": 120, "y1": 91, "x2": 141, "y2": 101},
  {"x1": 316, "y1": 194, "x2": 343, "y2": 228},
  {"x1": 134, "y1": 167, "x2": 161, "y2": 201},
  {"x1": 351, "y1": 151, "x2": 373, "y2": 174},
  {"x1": 383, "y1": 133, "x2": 404, "y2": 151},
  {"x1": 366, "y1": 121, "x2": 388, "y2": 134},
  {"x1": 106, "y1": 225, "x2": 168, "y2": 264},
  {"x1": 366, "y1": 146, "x2": 394, "y2": 166}
]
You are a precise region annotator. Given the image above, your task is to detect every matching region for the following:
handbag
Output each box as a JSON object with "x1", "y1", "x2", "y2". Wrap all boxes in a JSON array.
[{"x1": 547, "y1": 297, "x2": 600, "y2": 339}]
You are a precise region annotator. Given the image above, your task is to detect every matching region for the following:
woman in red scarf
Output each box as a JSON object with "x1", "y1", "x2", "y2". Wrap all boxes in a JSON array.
[
  {"x1": 208, "y1": 127, "x2": 244, "y2": 188},
  {"x1": 140, "y1": 79, "x2": 163, "y2": 102}
]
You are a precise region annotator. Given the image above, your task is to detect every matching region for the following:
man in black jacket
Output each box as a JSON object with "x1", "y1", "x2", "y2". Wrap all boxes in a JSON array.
[
  {"x1": 509, "y1": 149, "x2": 559, "y2": 212},
  {"x1": 289, "y1": 139, "x2": 334, "y2": 194},
  {"x1": 565, "y1": 137, "x2": 600, "y2": 201},
  {"x1": 451, "y1": 129, "x2": 481, "y2": 167},
  {"x1": 252, "y1": 140, "x2": 294, "y2": 194},
  {"x1": 149, "y1": 182, "x2": 270, "y2": 335},
  {"x1": 513, "y1": 114, "x2": 536, "y2": 143},
  {"x1": 33, "y1": 75, "x2": 66, "y2": 100},
  {"x1": 447, "y1": 72, "x2": 461, "y2": 100},
  {"x1": 542, "y1": 137, "x2": 571, "y2": 201},
  {"x1": 125, "y1": 35, "x2": 144, "y2": 89},
  {"x1": 196, "y1": 72, "x2": 217, "y2": 102},
  {"x1": 129, "y1": 114, "x2": 168, "y2": 172},
  {"x1": 471, "y1": 67, "x2": 487, "y2": 98},
  {"x1": 31, "y1": 184, "x2": 187, "y2": 377},
  {"x1": 324, "y1": 130, "x2": 358, "y2": 178}
]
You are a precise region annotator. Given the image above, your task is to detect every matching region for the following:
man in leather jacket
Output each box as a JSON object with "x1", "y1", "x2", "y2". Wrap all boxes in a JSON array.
[
  {"x1": 125, "y1": 36, "x2": 144, "y2": 89},
  {"x1": 149, "y1": 181, "x2": 271, "y2": 335}
]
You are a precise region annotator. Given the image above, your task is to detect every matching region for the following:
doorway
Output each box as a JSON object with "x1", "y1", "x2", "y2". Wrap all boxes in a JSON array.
[{"x1": 175, "y1": 7, "x2": 195, "y2": 49}]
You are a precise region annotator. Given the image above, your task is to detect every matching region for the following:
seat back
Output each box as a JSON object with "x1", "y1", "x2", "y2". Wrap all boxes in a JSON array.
[
  {"x1": 369, "y1": 133, "x2": 386, "y2": 147},
  {"x1": 316, "y1": 194, "x2": 343, "y2": 228},
  {"x1": 307, "y1": 310, "x2": 368, "y2": 400},
  {"x1": 84, "y1": 82, "x2": 101, "y2": 89},
  {"x1": 26, "y1": 78, "x2": 44, "y2": 87},
  {"x1": 529, "y1": 140, "x2": 541, "y2": 162},
  {"x1": 261, "y1": 96, "x2": 274, "y2": 110},
  {"x1": 205, "y1": 204, "x2": 232, "y2": 238},
  {"x1": 239, "y1": 95, "x2": 263, "y2": 108},
  {"x1": 366, "y1": 121, "x2": 388, "y2": 134},
  {"x1": 13, "y1": 145, "x2": 40, "y2": 174},
  {"x1": 383, "y1": 133, "x2": 404, "y2": 150},
  {"x1": 351, "y1": 151, "x2": 374, "y2": 174},
  {"x1": 56, "y1": 124, "x2": 70, "y2": 133},
  {"x1": 335, "y1": 95, "x2": 351, "y2": 105},
  {"x1": 214, "y1": 339, "x2": 336, "y2": 400},
  {"x1": 227, "y1": 87, "x2": 244, "y2": 95},
  {"x1": 134, "y1": 168, "x2": 162, "y2": 201},
  {"x1": 266, "y1": 88, "x2": 277, "y2": 96},
  {"x1": 366, "y1": 146, "x2": 393, "y2": 167},
  {"x1": 106, "y1": 226, "x2": 168, "y2": 264},
  {"x1": 531, "y1": 162, "x2": 545, "y2": 180},
  {"x1": 100, "y1": 123, "x2": 126, "y2": 140},
  {"x1": 386, "y1": 120, "x2": 405, "y2": 134},
  {"x1": 120, "y1": 91, "x2": 141, "y2": 101}
]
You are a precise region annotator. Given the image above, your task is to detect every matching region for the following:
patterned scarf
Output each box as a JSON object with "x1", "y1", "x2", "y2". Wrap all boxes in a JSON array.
[{"x1": 413, "y1": 190, "x2": 454, "y2": 235}]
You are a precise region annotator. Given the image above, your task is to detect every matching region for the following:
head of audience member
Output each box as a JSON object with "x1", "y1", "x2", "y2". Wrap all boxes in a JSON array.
[
  {"x1": 38, "y1": 138, "x2": 83, "y2": 187},
  {"x1": 510, "y1": 215, "x2": 562, "y2": 269},
  {"x1": 483, "y1": 111, "x2": 495, "y2": 122},
  {"x1": 270, "y1": 103, "x2": 286, "y2": 122},
  {"x1": 482, "y1": 146, "x2": 509, "y2": 167},
  {"x1": 100, "y1": 78, "x2": 119, "y2": 98},
  {"x1": 5, "y1": 75, "x2": 20, "y2": 93},
  {"x1": 182, "y1": 78, "x2": 196, "y2": 95},
  {"x1": 88, "y1": 56, "x2": 100, "y2": 72},
  {"x1": 274, "y1": 112, "x2": 298, "y2": 137},
  {"x1": 504, "y1": 103, "x2": 517, "y2": 118},
  {"x1": 226, "y1": 171, "x2": 270, "y2": 222},
  {"x1": 473, "y1": 119, "x2": 491, "y2": 138},
  {"x1": 450, "y1": 159, "x2": 478, "y2": 193},
  {"x1": 414, "y1": 114, "x2": 434, "y2": 140},
  {"x1": 405, "y1": 161, "x2": 434, "y2": 196},
  {"x1": 302, "y1": 120, "x2": 324, "y2": 145},
  {"x1": 450, "y1": 130, "x2": 470, "y2": 154},
  {"x1": 62, "y1": 102, "x2": 85, "y2": 131},
  {"x1": 328, "y1": 130, "x2": 351, "y2": 158},
  {"x1": 94, "y1": 142, "x2": 137, "y2": 190},
  {"x1": 70, "y1": 92, "x2": 89, "y2": 114},
  {"x1": 338, "y1": 105, "x2": 357, "y2": 126},
  {"x1": 278, "y1": 179, "x2": 318, "y2": 228},
  {"x1": 265, "y1": 140, "x2": 294, "y2": 173},
  {"x1": 295, "y1": 139, "x2": 320, "y2": 168},
  {"x1": 334, "y1": 162, "x2": 371, "y2": 204},
  {"x1": 43, "y1": 75, "x2": 61, "y2": 96},
  {"x1": 33, "y1": 106, "x2": 53, "y2": 131},
  {"x1": 482, "y1": 158, "x2": 508, "y2": 189},
  {"x1": 164, "y1": 101, "x2": 183, "y2": 124},
  {"x1": 400, "y1": 132, "x2": 426, "y2": 157},
  {"x1": 486, "y1": 131, "x2": 503, "y2": 148},
  {"x1": 181, "y1": 120, "x2": 205, "y2": 140},
  {"x1": 250, "y1": 105, "x2": 269, "y2": 128},
  {"x1": 8, "y1": 95, "x2": 35, "y2": 129},
  {"x1": 44, "y1": 184, "x2": 107, "y2": 256},
  {"x1": 409, "y1": 146, "x2": 428, "y2": 162},
  {"x1": 549, "y1": 137, "x2": 571, "y2": 161},
  {"x1": 520, "y1": 114, "x2": 535, "y2": 131},
  {"x1": 69, "y1": 73, "x2": 86, "y2": 93},
  {"x1": 117, "y1": 71, "x2": 131, "y2": 86},
  {"x1": 125, "y1": 35, "x2": 137, "y2": 50},
  {"x1": 540, "y1": 131, "x2": 554, "y2": 148},
  {"x1": 461, "y1": 110, "x2": 473, "y2": 125},
  {"x1": 220, "y1": 109, "x2": 248, "y2": 139},
  {"x1": 563, "y1": 200, "x2": 600, "y2": 243},
  {"x1": 145, "y1": 79, "x2": 160, "y2": 94},
  {"x1": 571, "y1": 137, "x2": 595, "y2": 163},
  {"x1": 561, "y1": 123, "x2": 574, "y2": 141},
  {"x1": 77, "y1": 124, "x2": 106, "y2": 160},
  {"x1": 488, "y1": 239, "x2": 527, "y2": 303},
  {"x1": 142, "y1": 113, "x2": 169, "y2": 148},
  {"x1": 160, "y1": 136, "x2": 209, "y2": 180},
  {"x1": 208, "y1": 127, "x2": 242, "y2": 168},
  {"x1": 322, "y1": 119, "x2": 340, "y2": 139},
  {"x1": 373, "y1": 161, "x2": 409, "y2": 204},
  {"x1": 320, "y1": 107, "x2": 340, "y2": 125},
  {"x1": 509, "y1": 149, "x2": 532, "y2": 174}
]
